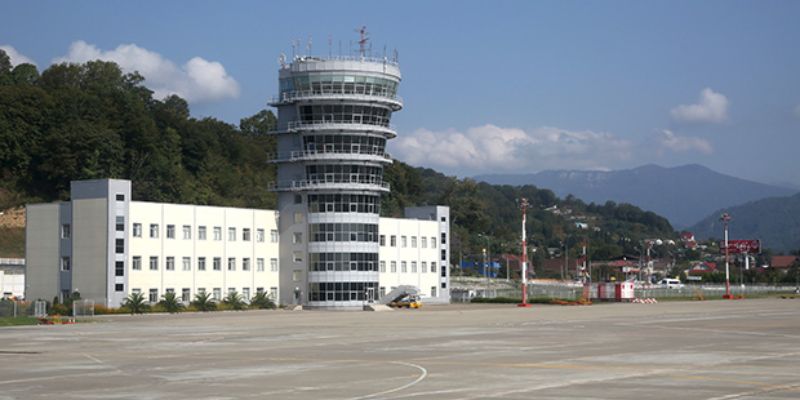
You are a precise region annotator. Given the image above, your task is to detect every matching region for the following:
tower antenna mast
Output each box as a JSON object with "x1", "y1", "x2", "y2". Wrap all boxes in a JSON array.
[{"x1": 356, "y1": 26, "x2": 369, "y2": 58}]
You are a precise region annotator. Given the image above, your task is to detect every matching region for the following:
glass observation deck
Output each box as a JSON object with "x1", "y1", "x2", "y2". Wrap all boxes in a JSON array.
[
  {"x1": 269, "y1": 90, "x2": 403, "y2": 111},
  {"x1": 267, "y1": 177, "x2": 390, "y2": 193}
]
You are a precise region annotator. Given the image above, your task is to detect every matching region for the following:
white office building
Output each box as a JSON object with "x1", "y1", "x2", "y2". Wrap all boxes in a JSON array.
[{"x1": 25, "y1": 179, "x2": 449, "y2": 308}]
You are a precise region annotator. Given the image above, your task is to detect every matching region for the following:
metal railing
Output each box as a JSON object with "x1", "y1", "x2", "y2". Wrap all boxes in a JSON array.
[
  {"x1": 268, "y1": 178, "x2": 390, "y2": 192},
  {"x1": 281, "y1": 55, "x2": 400, "y2": 68},
  {"x1": 268, "y1": 149, "x2": 392, "y2": 163},
  {"x1": 269, "y1": 90, "x2": 403, "y2": 108}
]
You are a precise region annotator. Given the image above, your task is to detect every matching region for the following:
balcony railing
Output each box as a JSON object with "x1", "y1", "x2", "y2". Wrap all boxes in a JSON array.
[
  {"x1": 268, "y1": 177, "x2": 390, "y2": 192},
  {"x1": 268, "y1": 149, "x2": 392, "y2": 163},
  {"x1": 269, "y1": 90, "x2": 403, "y2": 110},
  {"x1": 270, "y1": 121, "x2": 396, "y2": 137}
]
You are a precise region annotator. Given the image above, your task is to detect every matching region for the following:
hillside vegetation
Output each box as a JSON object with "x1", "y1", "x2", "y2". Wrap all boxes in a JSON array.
[{"x1": 0, "y1": 52, "x2": 674, "y2": 262}]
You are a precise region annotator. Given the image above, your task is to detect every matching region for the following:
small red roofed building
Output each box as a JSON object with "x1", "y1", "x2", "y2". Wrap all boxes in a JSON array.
[{"x1": 770, "y1": 255, "x2": 798, "y2": 272}]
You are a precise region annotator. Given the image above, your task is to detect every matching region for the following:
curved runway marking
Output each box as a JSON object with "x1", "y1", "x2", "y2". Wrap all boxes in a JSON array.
[{"x1": 349, "y1": 361, "x2": 428, "y2": 400}]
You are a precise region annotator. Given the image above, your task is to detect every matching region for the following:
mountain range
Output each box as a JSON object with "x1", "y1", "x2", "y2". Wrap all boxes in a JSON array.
[
  {"x1": 475, "y1": 164, "x2": 796, "y2": 228},
  {"x1": 688, "y1": 192, "x2": 800, "y2": 252}
]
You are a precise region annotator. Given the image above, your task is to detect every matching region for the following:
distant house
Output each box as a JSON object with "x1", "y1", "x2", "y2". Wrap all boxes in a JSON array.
[
  {"x1": 770, "y1": 255, "x2": 798, "y2": 271},
  {"x1": 681, "y1": 231, "x2": 697, "y2": 249},
  {"x1": 688, "y1": 261, "x2": 717, "y2": 276},
  {"x1": 574, "y1": 222, "x2": 589, "y2": 230}
]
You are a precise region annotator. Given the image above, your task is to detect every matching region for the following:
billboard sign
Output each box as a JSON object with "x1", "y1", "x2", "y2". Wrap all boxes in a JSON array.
[{"x1": 719, "y1": 239, "x2": 761, "y2": 254}]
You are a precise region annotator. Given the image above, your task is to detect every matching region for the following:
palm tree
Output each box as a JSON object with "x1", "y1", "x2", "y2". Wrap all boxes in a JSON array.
[
  {"x1": 223, "y1": 291, "x2": 246, "y2": 311},
  {"x1": 158, "y1": 292, "x2": 184, "y2": 314},
  {"x1": 122, "y1": 292, "x2": 148, "y2": 314},
  {"x1": 191, "y1": 292, "x2": 217, "y2": 312},
  {"x1": 250, "y1": 291, "x2": 277, "y2": 310}
]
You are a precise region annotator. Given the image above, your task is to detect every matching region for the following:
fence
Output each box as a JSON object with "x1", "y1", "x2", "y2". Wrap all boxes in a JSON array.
[
  {"x1": 451, "y1": 281, "x2": 798, "y2": 303},
  {"x1": 0, "y1": 300, "x2": 41, "y2": 318},
  {"x1": 73, "y1": 300, "x2": 95, "y2": 317}
]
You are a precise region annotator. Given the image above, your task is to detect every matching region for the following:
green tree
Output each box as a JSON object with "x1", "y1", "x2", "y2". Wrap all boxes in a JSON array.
[
  {"x1": 223, "y1": 291, "x2": 246, "y2": 310},
  {"x1": 158, "y1": 292, "x2": 184, "y2": 314},
  {"x1": 191, "y1": 292, "x2": 217, "y2": 312},
  {"x1": 250, "y1": 291, "x2": 277, "y2": 310},
  {"x1": 122, "y1": 292, "x2": 148, "y2": 314}
]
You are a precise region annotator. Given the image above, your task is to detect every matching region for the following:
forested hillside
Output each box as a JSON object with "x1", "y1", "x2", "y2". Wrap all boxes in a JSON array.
[{"x1": 0, "y1": 52, "x2": 675, "y2": 263}]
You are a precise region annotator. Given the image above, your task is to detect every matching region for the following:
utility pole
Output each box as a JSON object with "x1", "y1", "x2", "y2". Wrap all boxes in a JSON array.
[
  {"x1": 721, "y1": 213, "x2": 733, "y2": 299},
  {"x1": 518, "y1": 198, "x2": 531, "y2": 308}
]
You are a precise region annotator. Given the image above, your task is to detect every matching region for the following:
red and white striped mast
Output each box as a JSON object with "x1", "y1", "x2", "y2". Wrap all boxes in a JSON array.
[{"x1": 518, "y1": 198, "x2": 531, "y2": 308}]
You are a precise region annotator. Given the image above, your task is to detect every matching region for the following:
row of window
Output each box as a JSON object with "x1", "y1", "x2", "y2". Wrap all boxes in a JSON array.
[
  {"x1": 131, "y1": 256, "x2": 278, "y2": 272},
  {"x1": 380, "y1": 234, "x2": 441, "y2": 249},
  {"x1": 379, "y1": 260, "x2": 439, "y2": 274},
  {"x1": 307, "y1": 281, "x2": 380, "y2": 302},
  {"x1": 309, "y1": 252, "x2": 379, "y2": 272},
  {"x1": 303, "y1": 135, "x2": 386, "y2": 152},
  {"x1": 129, "y1": 287, "x2": 278, "y2": 303},
  {"x1": 307, "y1": 194, "x2": 381, "y2": 214},
  {"x1": 309, "y1": 223, "x2": 379, "y2": 243},
  {"x1": 299, "y1": 104, "x2": 392, "y2": 127},
  {"x1": 280, "y1": 73, "x2": 399, "y2": 98},
  {"x1": 132, "y1": 224, "x2": 278, "y2": 243}
]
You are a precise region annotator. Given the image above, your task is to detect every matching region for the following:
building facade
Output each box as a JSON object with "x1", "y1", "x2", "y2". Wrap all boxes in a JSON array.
[
  {"x1": 268, "y1": 55, "x2": 415, "y2": 308},
  {"x1": 25, "y1": 179, "x2": 449, "y2": 308}
]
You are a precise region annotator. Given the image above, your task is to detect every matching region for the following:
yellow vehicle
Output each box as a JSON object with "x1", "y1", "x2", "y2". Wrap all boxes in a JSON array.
[{"x1": 389, "y1": 294, "x2": 422, "y2": 309}]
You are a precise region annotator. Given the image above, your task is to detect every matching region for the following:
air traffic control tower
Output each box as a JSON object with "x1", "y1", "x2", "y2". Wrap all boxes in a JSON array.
[{"x1": 269, "y1": 39, "x2": 403, "y2": 308}]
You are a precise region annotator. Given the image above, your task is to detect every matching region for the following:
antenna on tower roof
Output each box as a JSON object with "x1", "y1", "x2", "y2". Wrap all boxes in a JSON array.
[
  {"x1": 356, "y1": 26, "x2": 369, "y2": 58},
  {"x1": 328, "y1": 34, "x2": 332, "y2": 58},
  {"x1": 306, "y1": 35, "x2": 313, "y2": 56}
]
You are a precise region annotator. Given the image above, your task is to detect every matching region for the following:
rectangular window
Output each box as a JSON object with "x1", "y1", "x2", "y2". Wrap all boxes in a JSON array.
[
  {"x1": 401, "y1": 261, "x2": 407, "y2": 273},
  {"x1": 243, "y1": 228, "x2": 251, "y2": 241},
  {"x1": 257, "y1": 287, "x2": 264, "y2": 295},
  {"x1": 293, "y1": 232, "x2": 303, "y2": 244},
  {"x1": 197, "y1": 288, "x2": 206, "y2": 296},
  {"x1": 431, "y1": 261, "x2": 437, "y2": 273},
  {"x1": 270, "y1": 287, "x2": 278, "y2": 300},
  {"x1": 292, "y1": 270, "x2": 300, "y2": 281},
  {"x1": 228, "y1": 287, "x2": 236, "y2": 295},
  {"x1": 212, "y1": 288, "x2": 221, "y2": 301},
  {"x1": 166, "y1": 224, "x2": 175, "y2": 239},
  {"x1": 257, "y1": 228, "x2": 265, "y2": 242},
  {"x1": 198, "y1": 257, "x2": 206, "y2": 271},
  {"x1": 149, "y1": 256, "x2": 158, "y2": 271},
  {"x1": 150, "y1": 224, "x2": 159, "y2": 238},
  {"x1": 115, "y1": 238, "x2": 124, "y2": 253},
  {"x1": 411, "y1": 236, "x2": 417, "y2": 248},
  {"x1": 166, "y1": 257, "x2": 175, "y2": 271},
  {"x1": 441, "y1": 232, "x2": 447, "y2": 245},
  {"x1": 411, "y1": 261, "x2": 417, "y2": 273},
  {"x1": 270, "y1": 229, "x2": 279, "y2": 243},
  {"x1": 431, "y1": 286, "x2": 437, "y2": 297},
  {"x1": 213, "y1": 257, "x2": 221, "y2": 271},
  {"x1": 60, "y1": 256, "x2": 71, "y2": 271},
  {"x1": 132, "y1": 288, "x2": 141, "y2": 295},
  {"x1": 421, "y1": 237, "x2": 427, "y2": 248},
  {"x1": 441, "y1": 249, "x2": 447, "y2": 261},
  {"x1": 270, "y1": 258, "x2": 278, "y2": 272},
  {"x1": 61, "y1": 224, "x2": 71, "y2": 239},
  {"x1": 243, "y1": 287, "x2": 250, "y2": 300},
  {"x1": 132, "y1": 256, "x2": 141, "y2": 270},
  {"x1": 115, "y1": 283, "x2": 124, "y2": 292},
  {"x1": 213, "y1": 226, "x2": 222, "y2": 241},
  {"x1": 390, "y1": 235, "x2": 396, "y2": 247},
  {"x1": 228, "y1": 227, "x2": 236, "y2": 241},
  {"x1": 379, "y1": 235, "x2": 386, "y2": 246},
  {"x1": 441, "y1": 264, "x2": 447, "y2": 277},
  {"x1": 182, "y1": 257, "x2": 191, "y2": 271},
  {"x1": 116, "y1": 216, "x2": 125, "y2": 232},
  {"x1": 182, "y1": 225, "x2": 191, "y2": 240},
  {"x1": 149, "y1": 289, "x2": 158, "y2": 303},
  {"x1": 422, "y1": 261, "x2": 428, "y2": 273},
  {"x1": 115, "y1": 261, "x2": 124, "y2": 276},
  {"x1": 116, "y1": 193, "x2": 125, "y2": 201},
  {"x1": 441, "y1": 282, "x2": 447, "y2": 289},
  {"x1": 380, "y1": 261, "x2": 386, "y2": 273},
  {"x1": 390, "y1": 261, "x2": 397, "y2": 273},
  {"x1": 257, "y1": 258, "x2": 265, "y2": 272},
  {"x1": 228, "y1": 257, "x2": 236, "y2": 271},
  {"x1": 198, "y1": 226, "x2": 206, "y2": 240},
  {"x1": 293, "y1": 251, "x2": 303, "y2": 263},
  {"x1": 132, "y1": 223, "x2": 142, "y2": 238},
  {"x1": 441, "y1": 216, "x2": 446, "y2": 222},
  {"x1": 242, "y1": 258, "x2": 251, "y2": 271},
  {"x1": 182, "y1": 288, "x2": 190, "y2": 302},
  {"x1": 401, "y1": 236, "x2": 407, "y2": 248},
  {"x1": 431, "y1": 237, "x2": 436, "y2": 248},
  {"x1": 166, "y1": 288, "x2": 174, "y2": 294}
]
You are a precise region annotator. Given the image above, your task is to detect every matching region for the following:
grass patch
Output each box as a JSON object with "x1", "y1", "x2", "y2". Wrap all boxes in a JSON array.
[
  {"x1": 0, "y1": 226, "x2": 24, "y2": 258},
  {"x1": 0, "y1": 316, "x2": 40, "y2": 326}
]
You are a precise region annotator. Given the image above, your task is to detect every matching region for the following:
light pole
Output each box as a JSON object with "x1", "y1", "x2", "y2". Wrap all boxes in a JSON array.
[
  {"x1": 721, "y1": 213, "x2": 733, "y2": 299},
  {"x1": 482, "y1": 246, "x2": 489, "y2": 297},
  {"x1": 518, "y1": 198, "x2": 531, "y2": 307}
]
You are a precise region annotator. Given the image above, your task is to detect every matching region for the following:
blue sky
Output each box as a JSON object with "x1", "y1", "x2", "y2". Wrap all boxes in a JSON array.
[{"x1": 3, "y1": 1, "x2": 800, "y2": 186}]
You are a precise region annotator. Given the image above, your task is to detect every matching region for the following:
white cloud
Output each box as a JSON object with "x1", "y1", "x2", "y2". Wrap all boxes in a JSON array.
[
  {"x1": 658, "y1": 129, "x2": 713, "y2": 154},
  {"x1": 0, "y1": 45, "x2": 37, "y2": 67},
  {"x1": 670, "y1": 88, "x2": 729, "y2": 123},
  {"x1": 53, "y1": 41, "x2": 239, "y2": 103},
  {"x1": 390, "y1": 124, "x2": 633, "y2": 175}
]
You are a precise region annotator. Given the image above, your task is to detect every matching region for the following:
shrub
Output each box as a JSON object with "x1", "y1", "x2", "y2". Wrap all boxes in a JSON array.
[
  {"x1": 191, "y1": 292, "x2": 217, "y2": 312},
  {"x1": 158, "y1": 292, "x2": 184, "y2": 314},
  {"x1": 122, "y1": 292, "x2": 149, "y2": 314},
  {"x1": 250, "y1": 291, "x2": 277, "y2": 310},
  {"x1": 94, "y1": 304, "x2": 126, "y2": 315},
  {"x1": 49, "y1": 303, "x2": 70, "y2": 316},
  {"x1": 222, "y1": 291, "x2": 246, "y2": 311}
]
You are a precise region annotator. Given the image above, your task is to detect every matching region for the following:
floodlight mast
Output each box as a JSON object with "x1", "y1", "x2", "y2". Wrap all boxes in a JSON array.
[
  {"x1": 518, "y1": 198, "x2": 531, "y2": 308},
  {"x1": 721, "y1": 213, "x2": 734, "y2": 299}
]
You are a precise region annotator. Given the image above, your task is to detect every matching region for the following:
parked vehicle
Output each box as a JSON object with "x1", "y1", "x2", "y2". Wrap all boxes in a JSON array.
[{"x1": 659, "y1": 278, "x2": 684, "y2": 289}]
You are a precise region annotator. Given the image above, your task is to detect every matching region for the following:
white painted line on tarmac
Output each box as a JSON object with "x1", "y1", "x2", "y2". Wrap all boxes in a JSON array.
[
  {"x1": 705, "y1": 382, "x2": 800, "y2": 400},
  {"x1": 348, "y1": 361, "x2": 428, "y2": 400}
]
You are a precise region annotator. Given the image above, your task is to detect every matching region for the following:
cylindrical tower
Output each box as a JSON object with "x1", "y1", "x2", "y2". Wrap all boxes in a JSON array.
[{"x1": 270, "y1": 54, "x2": 401, "y2": 309}]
